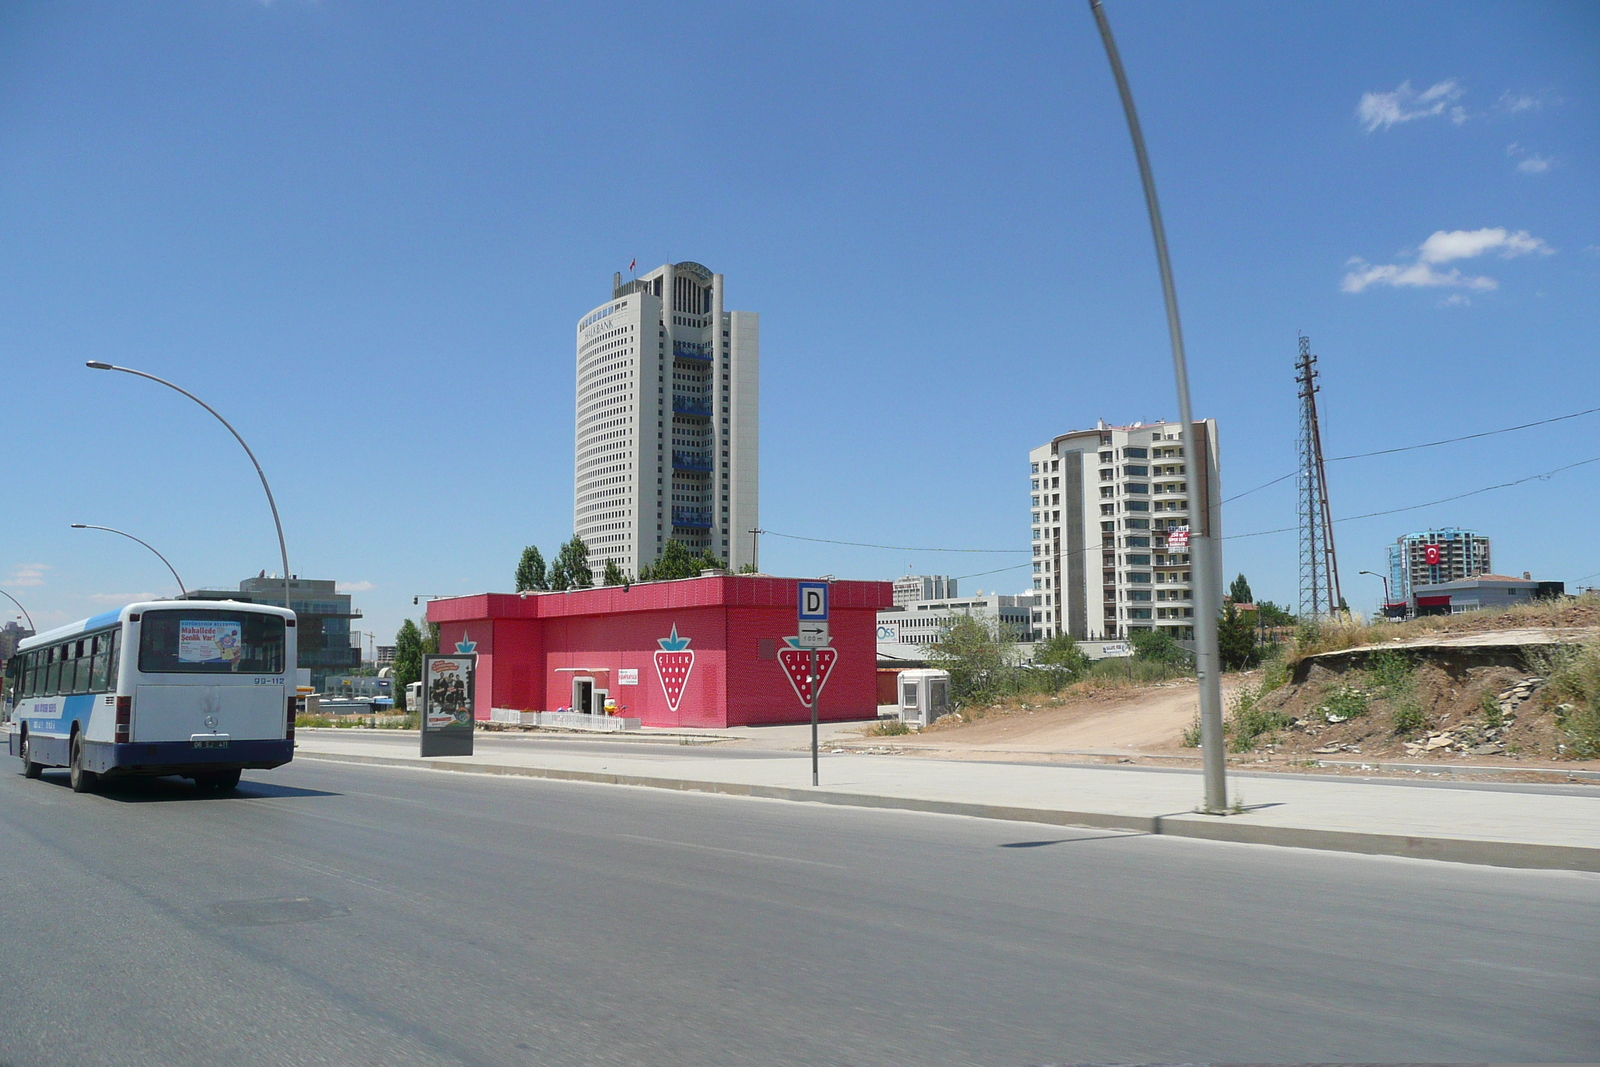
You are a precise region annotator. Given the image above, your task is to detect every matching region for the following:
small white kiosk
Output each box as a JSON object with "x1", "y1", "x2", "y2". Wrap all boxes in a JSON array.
[{"x1": 895, "y1": 668, "x2": 951, "y2": 727}]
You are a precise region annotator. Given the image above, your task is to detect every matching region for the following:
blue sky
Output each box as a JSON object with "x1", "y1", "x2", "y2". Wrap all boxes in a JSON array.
[{"x1": 3, "y1": 0, "x2": 1596, "y2": 644}]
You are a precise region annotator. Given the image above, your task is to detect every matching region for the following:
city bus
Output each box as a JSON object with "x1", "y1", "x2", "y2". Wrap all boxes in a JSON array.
[{"x1": 5, "y1": 600, "x2": 298, "y2": 793}]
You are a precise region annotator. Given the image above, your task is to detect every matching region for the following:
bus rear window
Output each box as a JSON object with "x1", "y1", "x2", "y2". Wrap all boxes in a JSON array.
[{"x1": 138, "y1": 610, "x2": 286, "y2": 675}]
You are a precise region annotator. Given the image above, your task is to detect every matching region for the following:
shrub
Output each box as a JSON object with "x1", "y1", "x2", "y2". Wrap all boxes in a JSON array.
[
  {"x1": 1391, "y1": 698, "x2": 1427, "y2": 736},
  {"x1": 1257, "y1": 649, "x2": 1291, "y2": 695},
  {"x1": 1366, "y1": 650, "x2": 1413, "y2": 694},
  {"x1": 1480, "y1": 691, "x2": 1504, "y2": 729},
  {"x1": 870, "y1": 719, "x2": 912, "y2": 737},
  {"x1": 1181, "y1": 713, "x2": 1203, "y2": 748},
  {"x1": 1131, "y1": 628, "x2": 1193, "y2": 667},
  {"x1": 1538, "y1": 639, "x2": 1600, "y2": 758},
  {"x1": 1316, "y1": 684, "x2": 1369, "y2": 722},
  {"x1": 1225, "y1": 684, "x2": 1294, "y2": 752}
]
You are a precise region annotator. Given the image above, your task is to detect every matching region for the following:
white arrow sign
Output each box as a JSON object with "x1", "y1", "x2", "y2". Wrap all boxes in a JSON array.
[{"x1": 796, "y1": 621, "x2": 830, "y2": 647}]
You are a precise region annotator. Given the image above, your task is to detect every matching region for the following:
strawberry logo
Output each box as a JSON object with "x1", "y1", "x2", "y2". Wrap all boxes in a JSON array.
[
  {"x1": 778, "y1": 638, "x2": 837, "y2": 706},
  {"x1": 654, "y1": 625, "x2": 695, "y2": 713}
]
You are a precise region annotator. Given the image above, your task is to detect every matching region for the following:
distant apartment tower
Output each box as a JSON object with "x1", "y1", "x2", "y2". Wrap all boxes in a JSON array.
[
  {"x1": 574, "y1": 262, "x2": 759, "y2": 578},
  {"x1": 893, "y1": 574, "x2": 957, "y2": 607},
  {"x1": 1388, "y1": 528, "x2": 1490, "y2": 600},
  {"x1": 1028, "y1": 419, "x2": 1221, "y2": 643}
]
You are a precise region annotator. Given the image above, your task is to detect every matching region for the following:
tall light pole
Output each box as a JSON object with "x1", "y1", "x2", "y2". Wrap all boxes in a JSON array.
[
  {"x1": 71, "y1": 524, "x2": 188, "y2": 599},
  {"x1": 0, "y1": 588, "x2": 34, "y2": 631},
  {"x1": 86, "y1": 362, "x2": 290, "y2": 613},
  {"x1": 1358, "y1": 570, "x2": 1392, "y2": 618},
  {"x1": 1088, "y1": 0, "x2": 1227, "y2": 812}
]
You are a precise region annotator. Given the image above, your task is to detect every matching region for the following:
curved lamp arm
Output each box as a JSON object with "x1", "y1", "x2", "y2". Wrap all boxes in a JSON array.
[
  {"x1": 71, "y1": 524, "x2": 188, "y2": 599},
  {"x1": 86, "y1": 361, "x2": 290, "y2": 612}
]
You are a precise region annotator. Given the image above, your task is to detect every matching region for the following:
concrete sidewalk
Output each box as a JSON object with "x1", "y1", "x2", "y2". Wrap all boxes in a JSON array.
[{"x1": 289, "y1": 731, "x2": 1600, "y2": 872}]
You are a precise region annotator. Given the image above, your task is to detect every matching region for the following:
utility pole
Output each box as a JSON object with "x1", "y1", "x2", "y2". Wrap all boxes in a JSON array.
[{"x1": 1296, "y1": 336, "x2": 1342, "y2": 621}]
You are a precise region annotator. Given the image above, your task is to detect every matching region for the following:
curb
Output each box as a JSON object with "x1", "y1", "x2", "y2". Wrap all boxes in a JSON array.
[{"x1": 293, "y1": 750, "x2": 1600, "y2": 873}]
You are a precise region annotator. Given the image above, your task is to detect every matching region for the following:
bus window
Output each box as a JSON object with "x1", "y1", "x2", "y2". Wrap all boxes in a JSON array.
[
  {"x1": 107, "y1": 630, "x2": 121, "y2": 690},
  {"x1": 138, "y1": 610, "x2": 286, "y2": 675},
  {"x1": 46, "y1": 646, "x2": 62, "y2": 695},
  {"x1": 71, "y1": 639, "x2": 91, "y2": 694},
  {"x1": 89, "y1": 632, "x2": 111, "y2": 692}
]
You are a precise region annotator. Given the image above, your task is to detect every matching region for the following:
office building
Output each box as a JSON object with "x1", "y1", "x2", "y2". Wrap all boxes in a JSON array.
[
  {"x1": 877, "y1": 592, "x2": 1039, "y2": 648},
  {"x1": 574, "y1": 261, "x2": 759, "y2": 579},
  {"x1": 1388, "y1": 528, "x2": 1491, "y2": 601},
  {"x1": 892, "y1": 574, "x2": 957, "y2": 607},
  {"x1": 187, "y1": 575, "x2": 362, "y2": 690},
  {"x1": 1028, "y1": 419, "x2": 1221, "y2": 643},
  {"x1": 1412, "y1": 574, "x2": 1562, "y2": 617}
]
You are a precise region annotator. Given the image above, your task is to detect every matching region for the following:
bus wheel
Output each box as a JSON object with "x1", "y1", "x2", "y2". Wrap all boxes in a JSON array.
[
  {"x1": 20, "y1": 733, "x2": 42, "y2": 779},
  {"x1": 69, "y1": 735, "x2": 98, "y2": 794},
  {"x1": 196, "y1": 768, "x2": 241, "y2": 793}
]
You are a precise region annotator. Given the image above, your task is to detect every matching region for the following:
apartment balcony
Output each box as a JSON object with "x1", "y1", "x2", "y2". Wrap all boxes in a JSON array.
[
  {"x1": 672, "y1": 506, "x2": 713, "y2": 529},
  {"x1": 671, "y1": 450, "x2": 713, "y2": 472},
  {"x1": 672, "y1": 341, "x2": 712, "y2": 362},
  {"x1": 672, "y1": 396, "x2": 712, "y2": 417}
]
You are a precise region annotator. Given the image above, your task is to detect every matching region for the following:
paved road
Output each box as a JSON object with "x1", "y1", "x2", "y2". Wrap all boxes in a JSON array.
[{"x1": 1, "y1": 755, "x2": 1595, "y2": 1066}]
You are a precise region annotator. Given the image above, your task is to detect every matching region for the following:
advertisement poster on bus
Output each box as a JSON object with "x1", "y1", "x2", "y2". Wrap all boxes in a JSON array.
[
  {"x1": 420, "y1": 653, "x2": 475, "y2": 757},
  {"x1": 178, "y1": 620, "x2": 243, "y2": 665}
]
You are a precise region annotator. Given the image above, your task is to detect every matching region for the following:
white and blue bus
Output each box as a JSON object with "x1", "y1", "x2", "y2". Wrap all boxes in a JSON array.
[{"x1": 5, "y1": 600, "x2": 298, "y2": 792}]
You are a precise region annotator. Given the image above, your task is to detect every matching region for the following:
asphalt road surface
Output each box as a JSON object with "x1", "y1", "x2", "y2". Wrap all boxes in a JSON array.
[{"x1": 1, "y1": 754, "x2": 1595, "y2": 1066}]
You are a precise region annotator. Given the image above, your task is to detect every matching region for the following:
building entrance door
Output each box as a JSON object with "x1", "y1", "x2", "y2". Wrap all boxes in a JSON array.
[{"x1": 572, "y1": 676, "x2": 595, "y2": 715}]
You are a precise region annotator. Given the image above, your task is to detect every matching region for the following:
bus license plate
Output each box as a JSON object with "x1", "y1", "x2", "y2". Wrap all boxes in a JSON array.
[{"x1": 193, "y1": 738, "x2": 230, "y2": 749}]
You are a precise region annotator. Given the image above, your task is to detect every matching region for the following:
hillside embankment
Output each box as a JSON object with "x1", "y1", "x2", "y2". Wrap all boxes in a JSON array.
[{"x1": 844, "y1": 594, "x2": 1600, "y2": 781}]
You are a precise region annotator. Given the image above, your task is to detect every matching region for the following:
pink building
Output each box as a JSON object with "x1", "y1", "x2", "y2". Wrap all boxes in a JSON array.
[{"x1": 426, "y1": 575, "x2": 892, "y2": 728}]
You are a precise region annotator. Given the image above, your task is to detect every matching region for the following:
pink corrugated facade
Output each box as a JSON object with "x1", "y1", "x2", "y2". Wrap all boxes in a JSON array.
[{"x1": 426, "y1": 576, "x2": 893, "y2": 728}]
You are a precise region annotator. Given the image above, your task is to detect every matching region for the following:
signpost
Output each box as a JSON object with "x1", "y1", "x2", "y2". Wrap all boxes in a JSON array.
[
  {"x1": 420, "y1": 652, "x2": 475, "y2": 757},
  {"x1": 796, "y1": 581, "x2": 829, "y2": 786}
]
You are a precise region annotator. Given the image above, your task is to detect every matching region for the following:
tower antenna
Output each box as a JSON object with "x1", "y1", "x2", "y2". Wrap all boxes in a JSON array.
[{"x1": 1296, "y1": 334, "x2": 1343, "y2": 620}]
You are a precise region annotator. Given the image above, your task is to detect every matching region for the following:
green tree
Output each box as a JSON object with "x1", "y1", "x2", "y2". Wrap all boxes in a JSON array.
[
  {"x1": 738, "y1": 562, "x2": 758, "y2": 574},
  {"x1": 393, "y1": 618, "x2": 431, "y2": 709},
  {"x1": 644, "y1": 539, "x2": 699, "y2": 581},
  {"x1": 559, "y1": 536, "x2": 593, "y2": 589},
  {"x1": 1217, "y1": 602, "x2": 1260, "y2": 670},
  {"x1": 697, "y1": 548, "x2": 726, "y2": 572},
  {"x1": 1131, "y1": 628, "x2": 1192, "y2": 667},
  {"x1": 1256, "y1": 600, "x2": 1295, "y2": 627},
  {"x1": 515, "y1": 546, "x2": 548, "y2": 592},
  {"x1": 602, "y1": 559, "x2": 626, "y2": 586},
  {"x1": 1227, "y1": 573, "x2": 1254, "y2": 605},
  {"x1": 927, "y1": 615, "x2": 1017, "y2": 706},
  {"x1": 1033, "y1": 632, "x2": 1090, "y2": 676}
]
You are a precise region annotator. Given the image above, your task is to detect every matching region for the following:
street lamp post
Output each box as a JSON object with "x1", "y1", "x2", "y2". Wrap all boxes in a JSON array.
[
  {"x1": 86, "y1": 362, "x2": 290, "y2": 613},
  {"x1": 0, "y1": 588, "x2": 34, "y2": 631},
  {"x1": 1358, "y1": 570, "x2": 1392, "y2": 618},
  {"x1": 71, "y1": 524, "x2": 188, "y2": 599},
  {"x1": 1088, "y1": 0, "x2": 1227, "y2": 813}
]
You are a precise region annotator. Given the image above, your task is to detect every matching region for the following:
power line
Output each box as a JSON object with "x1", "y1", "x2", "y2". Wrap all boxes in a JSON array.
[
  {"x1": 1224, "y1": 403, "x2": 1600, "y2": 505},
  {"x1": 761, "y1": 530, "x2": 1027, "y2": 554},
  {"x1": 1227, "y1": 456, "x2": 1600, "y2": 540},
  {"x1": 951, "y1": 562, "x2": 1035, "y2": 582}
]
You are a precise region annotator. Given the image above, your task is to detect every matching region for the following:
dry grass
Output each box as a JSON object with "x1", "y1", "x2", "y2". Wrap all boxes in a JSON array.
[{"x1": 1288, "y1": 591, "x2": 1600, "y2": 665}]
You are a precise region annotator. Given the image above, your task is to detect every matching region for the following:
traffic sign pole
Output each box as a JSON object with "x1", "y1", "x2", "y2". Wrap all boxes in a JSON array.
[{"x1": 810, "y1": 649, "x2": 818, "y2": 787}]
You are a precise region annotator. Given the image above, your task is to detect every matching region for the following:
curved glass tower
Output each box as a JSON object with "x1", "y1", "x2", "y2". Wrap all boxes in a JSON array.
[{"x1": 574, "y1": 262, "x2": 759, "y2": 578}]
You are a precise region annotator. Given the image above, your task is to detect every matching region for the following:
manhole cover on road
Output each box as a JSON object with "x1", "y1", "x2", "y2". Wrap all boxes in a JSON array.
[{"x1": 212, "y1": 897, "x2": 349, "y2": 927}]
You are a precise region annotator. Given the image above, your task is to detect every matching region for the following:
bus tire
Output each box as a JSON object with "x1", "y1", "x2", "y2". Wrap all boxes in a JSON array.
[
  {"x1": 196, "y1": 768, "x2": 241, "y2": 793},
  {"x1": 69, "y1": 735, "x2": 98, "y2": 794},
  {"x1": 20, "y1": 732, "x2": 43, "y2": 779}
]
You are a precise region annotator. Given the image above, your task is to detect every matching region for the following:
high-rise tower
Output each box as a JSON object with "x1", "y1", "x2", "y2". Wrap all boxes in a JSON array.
[{"x1": 573, "y1": 262, "x2": 759, "y2": 578}]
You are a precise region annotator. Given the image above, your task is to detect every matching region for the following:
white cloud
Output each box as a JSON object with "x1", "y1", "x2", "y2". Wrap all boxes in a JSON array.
[
  {"x1": 1342, "y1": 227, "x2": 1552, "y2": 295},
  {"x1": 1516, "y1": 155, "x2": 1552, "y2": 174},
  {"x1": 87, "y1": 592, "x2": 160, "y2": 603},
  {"x1": 1357, "y1": 79, "x2": 1466, "y2": 132},
  {"x1": 1497, "y1": 89, "x2": 1561, "y2": 114},
  {"x1": 1584, "y1": 245, "x2": 1600, "y2": 257},
  {"x1": 1418, "y1": 227, "x2": 1552, "y2": 263},
  {"x1": 1438, "y1": 293, "x2": 1471, "y2": 308},
  {"x1": 337, "y1": 580, "x2": 376, "y2": 593},
  {"x1": 6, "y1": 563, "x2": 50, "y2": 588}
]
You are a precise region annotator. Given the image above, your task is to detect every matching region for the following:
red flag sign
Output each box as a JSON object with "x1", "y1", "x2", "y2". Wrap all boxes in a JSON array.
[
  {"x1": 1424, "y1": 544, "x2": 1442, "y2": 565},
  {"x1": 1166, "y1": 526, "x2": 1190, "y2": 549}
]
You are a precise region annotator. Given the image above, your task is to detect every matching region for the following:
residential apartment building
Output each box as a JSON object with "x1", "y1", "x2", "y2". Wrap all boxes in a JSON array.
[
  {"x1": 892, "y1": 574, "x2": 957, "y2": 607},
  {"x1": 574, "y1": 261, "x2": 759, "y2": 579},
  {"x1": 1028, "y1": 419, "x2": 1221, "y2": 643},
  {"x1": 1388, "y1": 528, "x2": 1491, "y2": 601},
  {"x1": 877, "y1": 592, "x2": 1040, "y2": 648}
]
